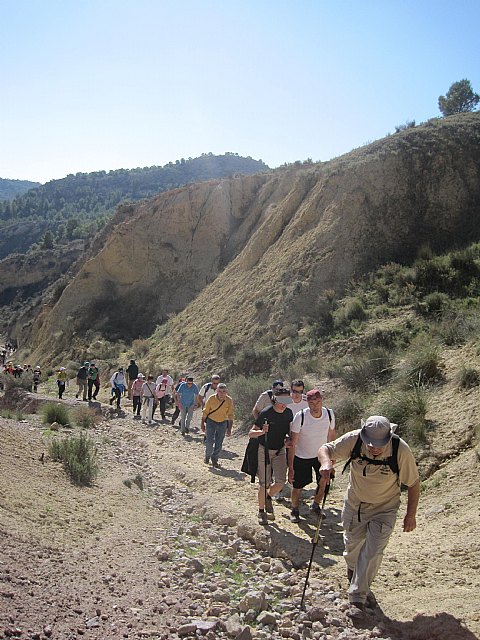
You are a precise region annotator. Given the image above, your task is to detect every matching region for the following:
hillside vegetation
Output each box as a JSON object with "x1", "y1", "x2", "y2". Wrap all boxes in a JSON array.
[{"x1": 0, "y1": 177, "x2": 40, "y2": 201}]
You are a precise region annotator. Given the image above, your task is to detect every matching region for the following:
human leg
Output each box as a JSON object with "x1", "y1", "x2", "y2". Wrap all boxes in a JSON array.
[
  {"x1": 160, "y1": 396, "x2": 167, "y2": 419},
  {"x1": 268, "y1": 449, "x2": 287, "y2": 498},
  {"x1": 348, "y1": 507, "x2": 398, "y2": 604},
  {"x1": 87, "y1": 379, "x2": 94, "y2": 401},
  {"x1": 184, "y1": 405, "x2": 194, "y2": 432},
  {"x1": 257, "y1": 445, "x2": 271, "y2": 510},
  {"x1": 180, "y1": 406, "x2": 188, "y2": 434},
  {"x1": 93, "y1": 379, "x2": 100, "y2": 399},
  {"x1": 211, "y1": 420, "x2": 228, "y2": 465},
  {"x1": 147, "y1": 398, "x2": 154, "y2": 423},
  {"x1": 133, "y1": 396, "x2": 141, "y2": 415},
  {"x1": 141, "y1": 397, "x2": 148, "y2": 422},
  {"x1": 204, "y1": 418, "x2": 215, "y2": 462},
  {"x1": 171, "y1": 405, "x2": 180, "y2": 425}
]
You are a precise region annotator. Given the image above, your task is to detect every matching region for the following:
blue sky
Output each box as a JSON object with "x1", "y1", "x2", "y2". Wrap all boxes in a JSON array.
[{"x1": 1, "y1": 0, "x2": 479, "y2": 183}]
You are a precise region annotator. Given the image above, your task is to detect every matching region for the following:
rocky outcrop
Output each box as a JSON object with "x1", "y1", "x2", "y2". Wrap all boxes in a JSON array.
[{"x1": 29, "y1": 113, "x2": 480, "y2": 364}]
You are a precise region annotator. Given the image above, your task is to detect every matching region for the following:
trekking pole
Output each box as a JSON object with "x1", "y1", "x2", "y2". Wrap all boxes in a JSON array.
[
  {"x1": 299, "y1": 477, "x2": 332, "y2": 611},
  {"x1": 264, "y1": 420, "x2": 269, "y2": 514}
]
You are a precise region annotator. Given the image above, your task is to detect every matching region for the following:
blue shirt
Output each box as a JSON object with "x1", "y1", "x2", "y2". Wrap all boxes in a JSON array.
[{"x1": 176, "y1": 381, "x2": 199, "y2": 407}]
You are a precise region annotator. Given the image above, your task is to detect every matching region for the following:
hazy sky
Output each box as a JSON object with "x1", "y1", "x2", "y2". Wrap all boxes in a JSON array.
[{"x1": 1, "y1": 0, "x2": 479, "y2": 184}]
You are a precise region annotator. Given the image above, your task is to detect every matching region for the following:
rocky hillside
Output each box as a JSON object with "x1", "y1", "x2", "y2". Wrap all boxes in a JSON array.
[
  {"x1": 0, "y1": 241, "x2": 86, "y2": 341},
  {"x1": 27, "y1": 113, "x2": 480, "y2": 367}
]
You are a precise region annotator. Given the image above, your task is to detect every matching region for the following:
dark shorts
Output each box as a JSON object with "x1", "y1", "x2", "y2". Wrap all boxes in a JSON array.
[{"x1": 293, "y1": 456, "x2": 321, "y2": 489}]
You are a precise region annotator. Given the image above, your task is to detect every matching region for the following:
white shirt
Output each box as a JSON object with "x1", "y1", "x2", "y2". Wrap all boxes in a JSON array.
[
  {"x1": 199, "y1": 381, "x2": 219, "y2": 403},
  {"x1": 289, "y1": 398, "x2": 309, "y2": 420},
  {"x1": 291, "y1": 407, "x2": 335, "y2": 459}
]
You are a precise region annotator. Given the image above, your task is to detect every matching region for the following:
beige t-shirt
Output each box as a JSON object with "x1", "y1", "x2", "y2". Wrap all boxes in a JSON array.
[{"x1": 324, "y1": 429, "x2": 419, "y2": 510}]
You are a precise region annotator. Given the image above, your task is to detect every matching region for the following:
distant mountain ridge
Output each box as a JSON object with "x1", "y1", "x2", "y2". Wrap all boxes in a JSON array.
[
  {"x1": 0, "y1": 154, "x2": 268, "y2": 259},
  {"x1": 0, "y1": 178, "x2": 40, "y2": 201}
]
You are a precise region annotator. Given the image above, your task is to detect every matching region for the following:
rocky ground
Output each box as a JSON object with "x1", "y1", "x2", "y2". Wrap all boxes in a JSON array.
[{"x1": 1, "y1": 389, "x2": 479, "y2": 640}]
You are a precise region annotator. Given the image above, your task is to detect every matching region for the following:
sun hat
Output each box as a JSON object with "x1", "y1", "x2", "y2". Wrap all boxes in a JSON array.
[
  {"x1": 360, "y1": 416, "x2": 398, "y2": 448},
  {"x1": 138, "y1": 373, "x2": 145, "y2": 378},
  {"x1": 306, "y1": 389, "x2": 323, "y2": 400},
  {"x1": 273, "y1": 387, "x2": 293, "y2": 404}
]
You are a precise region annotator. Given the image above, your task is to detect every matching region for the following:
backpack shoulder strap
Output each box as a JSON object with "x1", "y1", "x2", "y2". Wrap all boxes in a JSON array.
[
  {"x1": 326, "y1": 408, "x2": 332, "y2": 424},
  {"x1": 301, "y1": 409, "x2": 305, "y2": 427},
  {"x1": 267, "y1": 390, "x2": 273, "y2": 400},
  {"x1": 342, "y1": 434, "x2": 362, "y2": 475},
  {"x1": 389, "y1": 434, "x2": 400, "y2": 475}
]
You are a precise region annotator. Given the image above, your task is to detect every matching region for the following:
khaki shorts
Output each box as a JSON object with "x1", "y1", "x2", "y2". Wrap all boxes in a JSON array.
[{"x1": 257, "y1": 445, "x2": 287, "y2": 488}]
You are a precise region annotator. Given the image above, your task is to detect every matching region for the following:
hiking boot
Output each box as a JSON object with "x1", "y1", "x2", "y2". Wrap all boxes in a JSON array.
[
  {"x1": 204, "y1": 456, "x2": 210, "y2": 465},
  {"x1": 290, "y1": 508, "x2": 300, "y2": 523},
  {"x1": 212, "y1": 459, "x2": 221, "y2": 469},
  {"x1": 366, "y1": 591, "x2": 377, "y2": 609},
  {"x1": 346, "y1": 602, "x2": 365, "y2": 619},
  {"x1": 109, "y1": 398, "x2": 113, "y2": 405},
  {"x1": 310, "y1": 501, "x2": 322, "y2": 515},
  {"x1": 258, "y1": 510, "x2": 268, "y2": 526},
  {"x1": 265, "y1": 495, "x2": 274, "y2": 517}
]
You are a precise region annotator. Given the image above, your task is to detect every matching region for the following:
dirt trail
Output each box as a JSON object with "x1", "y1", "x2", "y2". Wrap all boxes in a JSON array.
[{"x1": 1, "y1": 391, "x2": 479, "y2": 638}]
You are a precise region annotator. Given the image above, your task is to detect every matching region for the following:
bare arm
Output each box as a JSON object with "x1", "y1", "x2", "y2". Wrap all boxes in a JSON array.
[
  {"x1": 318, "y1": 444, "x2": 334, "y2": 481},
  {"x1": 249, "y1": 422, "x2": 268, "y2": 439},
  {"x1": 403, "y1": 480, "x2": 420, "y2": 532}
]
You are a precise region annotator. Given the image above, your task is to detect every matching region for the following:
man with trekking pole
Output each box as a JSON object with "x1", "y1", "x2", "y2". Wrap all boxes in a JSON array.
[
  {"x1": 247, "y1": 387, "x2": 294, "y2": 525},
  {"x1": 318, "y1": 416, "x2": 420, "y2": 618}
]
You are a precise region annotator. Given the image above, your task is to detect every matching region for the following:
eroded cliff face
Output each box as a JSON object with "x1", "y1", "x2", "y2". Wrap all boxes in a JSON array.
[
  {"x1": 30, "y1": 173, "x2": 277, "y2": 351},
  {"x1": 30, "y1": 113, "x2": 480, "y2": 365}
]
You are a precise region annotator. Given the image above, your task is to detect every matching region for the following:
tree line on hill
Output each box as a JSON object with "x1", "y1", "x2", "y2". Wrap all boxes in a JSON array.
[
  {"x1": 0, "y1": 178, "x2": 40, "y2": 201},
  {"x1": 0, "y1": 153, "x2": 268, "y2": 252}
]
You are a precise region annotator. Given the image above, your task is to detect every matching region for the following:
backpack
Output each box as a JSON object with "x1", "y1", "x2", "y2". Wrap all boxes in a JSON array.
[{"x1": 342, "y1": 434, "x2": 400, "y2": 477}]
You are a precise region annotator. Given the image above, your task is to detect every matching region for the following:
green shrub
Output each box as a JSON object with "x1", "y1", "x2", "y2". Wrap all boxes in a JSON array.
[
  {"x1": 333, "y1": 393, "x2": 363, "y2": 435},
  {"x1": 74, "y1": 406, "x2": 98, "y2": 429},
  {"x1": 433, "y1": 311, "x2": 478, "y2": 346},
  {"x1": 1, "y1": 372, "x2": 33, "y2": 392},
  {"x1": 334, "y1": 297, "x2": 367, "y2": 329},
  {"x1": 48, "y1": 431, "x2": 98, "y2": 486},
  {"x1": 132, "y1": 338, "x2": 150, "y2": 357},
  {"x1": 340, "y1": 347, "x2": 392, "y2": 391},
  {"x1": 416, "y1": 292, "x2": 451, "y2": 316},
  {"x1": 228, "y1": 375, "x2": 271, "y2": 427},
  {"x1": 42, "y1": 402, "x2": 70, "y2": 426},
  {"x1": 376, "y1": 383, "x2": 429, "y2": 444},
  {"x1": 456, "y1": 365, "x2": 480, "y2": 390},
  {"x1": 399, "y1": 338, "x2": 443, "y2": 386},
  {"x1": 232, "y1": 346, "x2": 274, "y2": 376}
]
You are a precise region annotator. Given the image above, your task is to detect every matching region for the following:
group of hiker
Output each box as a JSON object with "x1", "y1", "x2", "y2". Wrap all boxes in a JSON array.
[
  {"x1": 243, "y1": 379, "x2": 420, "y2": 617},
  {"x1": 2, "y1": 360, "x2": 42, "y2": 392},
  {"x1": 20, "y1": 356, "x2": 419, "y2": 616}
]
